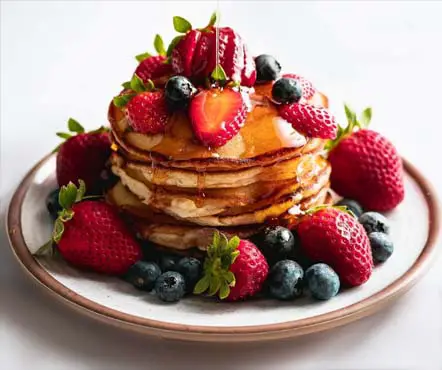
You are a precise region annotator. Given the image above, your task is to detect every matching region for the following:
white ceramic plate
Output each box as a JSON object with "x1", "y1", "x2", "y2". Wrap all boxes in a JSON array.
[{"x1": 6, "y1": 154, "x2": 440, "y2": 342}]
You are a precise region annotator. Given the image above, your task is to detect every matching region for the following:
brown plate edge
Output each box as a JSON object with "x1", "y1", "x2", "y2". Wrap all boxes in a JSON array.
[{"x1": 5, "y1": 154, "x2": 441, "y2": 342}]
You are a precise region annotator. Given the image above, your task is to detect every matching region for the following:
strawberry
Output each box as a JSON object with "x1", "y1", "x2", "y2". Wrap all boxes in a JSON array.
[
  {"x1": 39, "y1": 181, "x2": 142, "y2": 275},
  {"x1": 189, "y1": 88, "x2": 246, "y2": 147},
  {"x1": 328, "y1": 105, "x2": 404, "y2": 211},
  {"x1": 56, "y1": 118, "x2": 110, "y2": 193},
  {"x1": 170, "y1": 14, "x2": 256, "y2": 86},
  {"x1": 283, "y1": 73, "x2": 316, "y2": 100},
  {"x1": 134, "y1": 55, "x2": 172, "y2": 84},
  {"x1": 171, "y1": 29, "x2": 201, "y2": 77},
  {"x1": 113, "y1": 75, "x2": 168, "y2": 135},
  {"x1": 279, "y1": 103, "x2": 338, "y2": 139},
  {"x1": 133, "y1": 35, "x2": 172, "y2": 84},
  {"x1": 297, "y1": 207, "x2": 373, "y2": 287},
  {"x1": 194, "y1": 232, "x2": 269, "y2": 301}
]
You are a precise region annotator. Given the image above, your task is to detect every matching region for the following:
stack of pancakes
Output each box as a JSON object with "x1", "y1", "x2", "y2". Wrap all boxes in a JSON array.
[{"x1": 107, "y1": 88, "x2": 332, "y2": 254}]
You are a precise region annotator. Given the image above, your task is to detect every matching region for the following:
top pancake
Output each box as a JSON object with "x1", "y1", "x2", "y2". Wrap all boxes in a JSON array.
[{"x1": 109, "y1": 87, "x2": 329, "y2": 171}]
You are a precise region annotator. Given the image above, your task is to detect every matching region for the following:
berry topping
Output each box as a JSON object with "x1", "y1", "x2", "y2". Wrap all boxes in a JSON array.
[
  {"x1": 155, "y1": 271, "x2": 186, "y2": 302},
  {"x1": 165, "y1": 75, "x2": 196, "y2": 111},
  {"x1": 279, "y1": 103, "x2": 338, "y2": 139},
  {"x1": 171, "y1": 29, "x2": 202, "y2": 77},
  {"x1": 123, "y1": 261, "x2": 161, "y2": 291},
  {"x1": 134, "y1": 55, "x2": 172, "y2": 84},
  {"x1": 189, "y1": 87, "x2": 246, "y2": 147},
  {"x1": 283, "y1": 73, "x2": 316, "y2": 100},
  {"x1": 159, "y1": 253, "x2": 181, "y2": 272},
  {"x1": 359, "y1": 212, "x2": 390, "y2": 234},
  {"x1": 267, "y1": 260, "x2": 304, "y2": 300},
  {"x1": 272, "y1": 77, "x2": 302, "y2": 104},
  {"x1": 368, "y1": 232, "x2": 394, "y2": 263},
  {"x1": 328, "y1": 105, "x2": 404, "y2": 211},
  {"x1": 336, "y1": 198, "x2": 364, "y2": 218},
  {"x1": 255, "y1": 54, "x2": 281, "y2": 82},
  {"x1": 176, "y1": 257, "x2": 202, "y2": 292},
  {"x1": 252, "y1": 226, "x2": 298, "y2": 265},
  {"x1": 305, "y1": 263, "x2": 340, "y2": 300},
  {"x1": 194, "y1": 232, "x2": 269, "y2": 301},
  {"x1": 297, "y1": 207, "x2": 373, "y2": 287}
]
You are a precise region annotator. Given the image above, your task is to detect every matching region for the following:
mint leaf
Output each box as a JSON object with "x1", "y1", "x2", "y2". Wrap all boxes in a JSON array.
[
  {"x1": 193, "y1": 275, "x2": 210, "y2": 294},
  {"x1": 166, "y1": 35, "x2": 184, "y2": 57},
  {"x1": 360, "y1": 107, "x2": 372, "y2": 127},
  {"x1": 344, "y1": 104, "x2": 356, "y2": 126},
  {"x1": 211, "y1": 64, "x2": 227, "y2": 82},
  {"x1": 130, "y1": 74, "x2": 146, "y2": 93},
  {"x1": 173, "y1": 16, "x2": 192, "y2": 33},
  {"x1": 68, "y1": 118, "x2": 85, "y2": 133},
  {"x1": 113, "y1": 94, "x2": 135, "y2": 107},
  {"x1": 56, "y1": 132, "x2": 72, "y2": 139},
  {"x1": 135, "y1": 51, "x2": 151, "y2": 62},
  {"x1": 121, "y1": 81, "x2": 131, "y2": 89},
  {"x1": 154, "y1": 34, "x2": 166, "y2": 56}
]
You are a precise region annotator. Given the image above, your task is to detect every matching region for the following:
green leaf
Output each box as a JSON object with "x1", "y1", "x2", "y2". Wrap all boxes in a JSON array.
[
  {"x1": 211, "y1": 64, "x2": 227, "y2": 82},
  {"x1": 219, "y1": 282, "x2": 230, "y2": 300},
  {"x1": 130, "y1": 74, "x2": 146, "y2": 93},
  {"x1": 154, "y1": 34, "x2": 166, "y2": 56},
  {"x1": 58, "y1": 182, "x2": 78, "y2": 210},
  {"x1": 173, "y1": 16, "x2": 192, "y2": 33},
  {"x1": 166, "y1": 35, "x2": 184, "y2": 57},
  {"x1": 145, "y1": 79, "x2": 155, "y2": 91},
  {"x1": 122, "y1": 81, "x2": 131, "y2": 89},
  {"x1": 360, "y1": 107, "x2": 372, "y2": 127},
  {"x1": 135, "y1": 51, "x2": 151, "y2": 62},
  {"x1": 207, "y1": 11, "x2": 217, "y2": 28},
  {"x1": 68, "y1": 118, "x2": 85, "y2": 134},
  {"x1": 224, "y1": 271, "x2": 236, "y2": 286},
  {"x1": 344, "y1": 104, "x2": 356, "y2": 126},
  {"x1": 230, "y1": 250, "x2": 240, "y2": 265},
  {"x1": 76, "y1": 179, "x2": 86, "y2": 202},
  {"x1": 56, "y1": 132, "x2": 72, "y2": 139},
  {"x1": 52, "y1": 219, "x2": 65, "y2": 244},
  {"x1": 193, "y1": 275, "x2": 210, "y2": 295},
  {"x1": 34, "y1": 240, "x2": 54, "y2": 256},
  {"x1": 208, "y1": 276, "x2": 221, "y2": 296},
  {"x1": 227, "y1": 236, "x2": 240, "y2": 252},
  {"x1": 113, "y1": 94, "x2": 136, "y2": 108}
]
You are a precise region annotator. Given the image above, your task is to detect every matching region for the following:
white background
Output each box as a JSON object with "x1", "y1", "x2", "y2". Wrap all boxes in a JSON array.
[{"x1": 1, "y1": 1, "x2": 442, "y2": 369}]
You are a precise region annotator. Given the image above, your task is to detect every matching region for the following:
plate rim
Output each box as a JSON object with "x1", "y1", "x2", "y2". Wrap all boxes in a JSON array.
[{"x1": 6, "y1": 154, "x2": 441, "y2": 342}]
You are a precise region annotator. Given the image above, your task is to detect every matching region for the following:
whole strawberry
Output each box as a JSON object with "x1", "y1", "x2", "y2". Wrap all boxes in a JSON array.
[
  {"x1": 328, "y1": 105, "x2": 404, "y2": 211},
  {"x1": 297, "y1": 207, "x2": 373, "y2": 287},
  {"x1": 43, "y1": 180, "x2": 142, "y2": 275},
  {"x1": 133, "y1": 35, "x2": 172, "y2": 84},
  {"x1": 194, "y1": 232, "x2": 269, "y2": 301},
  {"x1": 170, "y1": 14, "x2": 256, "y2": 86},
  {"x1": 114, "y1": 75, "x2": 168, "y2": 135},
  {"x1": 56, "y1": 118, "x2": 110, "y2": 193}
]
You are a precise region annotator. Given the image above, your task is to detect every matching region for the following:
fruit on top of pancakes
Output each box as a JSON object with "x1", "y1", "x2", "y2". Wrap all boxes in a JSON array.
[
  {"x1": 114, "y1": 75, "x2": 169, "y2": 135},
  {"x1": 55, "y1": 118, "x2": 111, "y2": 193},
  {"x1": 327, "y1": 105, "x2": 404, "y2": 211},
  {"x1": 170, "y1": 13, "x2": 256, "y2": 86},
  {"x1": 189, "y1": 86, "x2": 247, "y2": 147},
  {"x1": 194, "y1": 232, "x2": 269, "y2": 301}
]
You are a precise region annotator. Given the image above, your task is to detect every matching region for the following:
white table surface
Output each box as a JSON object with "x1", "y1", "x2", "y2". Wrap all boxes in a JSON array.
[{"x1": 1, "y1": 1, "x2": 442, "y2": 369}]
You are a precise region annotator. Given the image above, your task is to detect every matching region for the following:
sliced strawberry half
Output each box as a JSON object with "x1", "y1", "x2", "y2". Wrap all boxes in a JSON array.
[
  {"x1": 135, "y1": 55, "x2": 172, "y2": 83},
  {"x1": 189, "y1": 88, "x2": 247, "y2": 147},
  {"x1": 171, "y1": 29, "x2": 202, "y2": 77},
  {"x1": 191, "y1": 31, "x2": 215, "y2": 80},
  {"x1": 283, "y1": 73, "x2": 316, "y2": 100},
  {"x1": 279, "y1": 103, "x2": 337, "y2": 139}
]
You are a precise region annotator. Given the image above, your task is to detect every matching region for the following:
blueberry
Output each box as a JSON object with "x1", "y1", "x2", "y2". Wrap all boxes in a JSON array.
[
  {"x1": 336, "y1": 198, "x2": 364, "y2": 218},
  {"x1": 255, "y1": 54, "x2": 281, "y2": 82},
  {"x1": 165, "y1": 76, "x2": 196, "y2": 111},
  {"x1": 159, "y1": 253, "x2": 181, "y2": 272},
  {"x1": 272, "y1": 78, "x2": 302, "y2": 104},
  {"x1": 305, "y1": 263, "x2": 340, "y2": 300},
  {"x1": 123, "y1": 261, "x2": 161, "y2": 291},
  {"x1": 267, "y1": 260, "x2": 304, "y2": 300},
  {"x1": 369, "y1": 232, "x2": 394, "y2": 263},
  {"x1": 252, "y1": 226, "x2": 297, "y2": 265},
  {"x1": 176, "y1": 257, "x2": 202, "y2": 292},
  {"x1": 46, "y1": 188, "x2": 61, "y2": 220},
  {"x1": 155, "y1": 271, "x2": 186, "y2": 302},
  {"x1": 359, "y1": 212, "x2": 390, "y2": 234}
]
